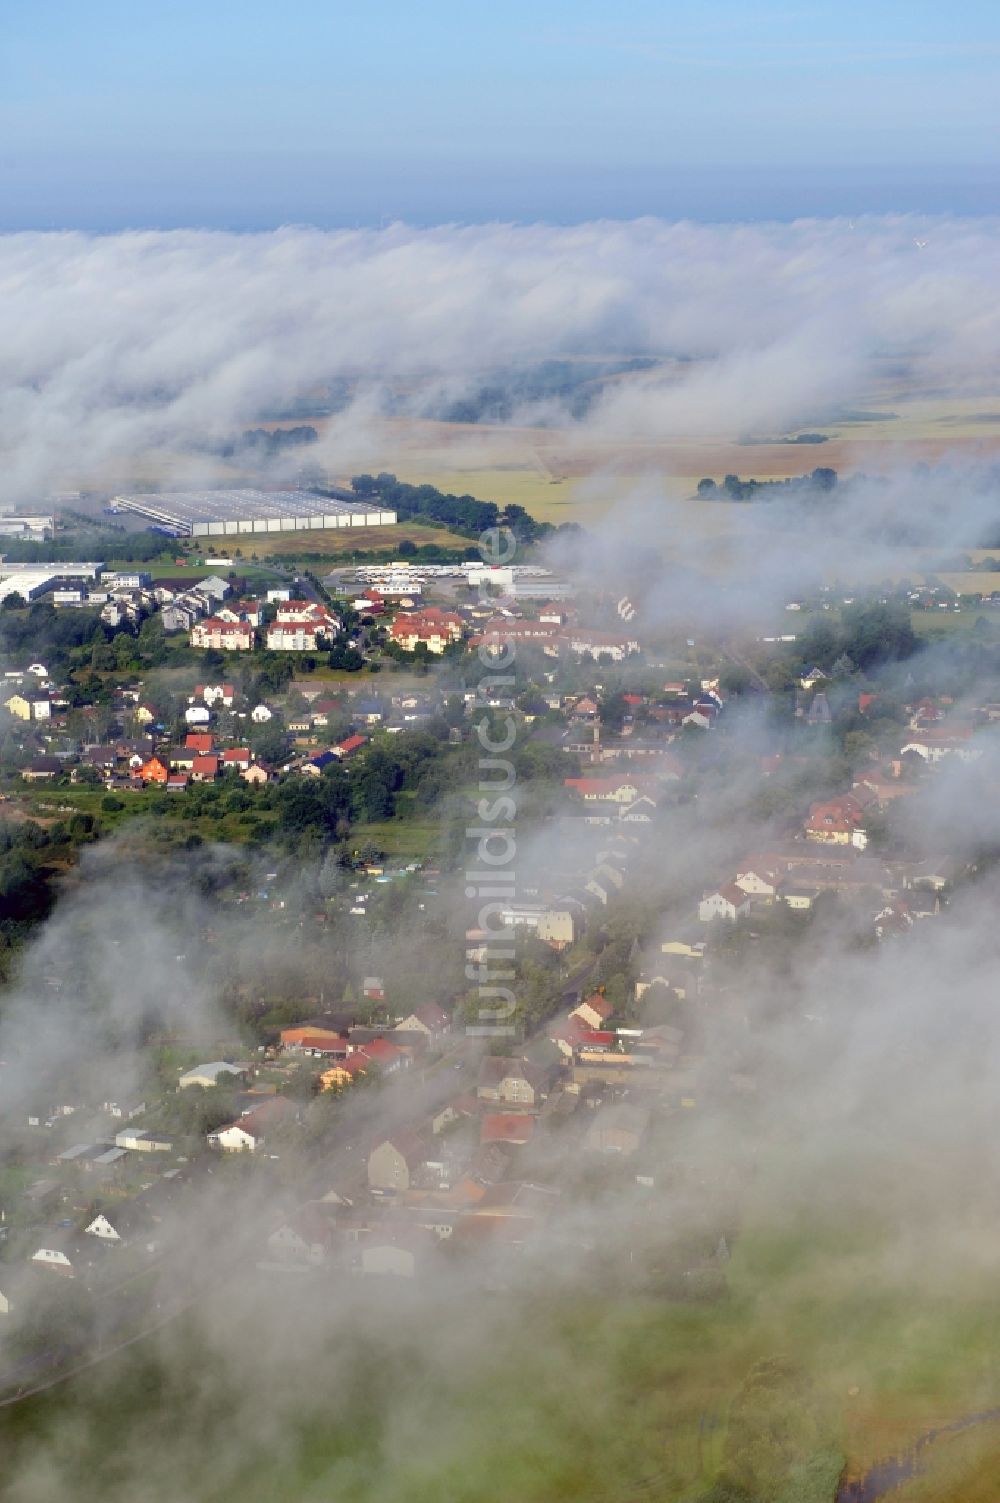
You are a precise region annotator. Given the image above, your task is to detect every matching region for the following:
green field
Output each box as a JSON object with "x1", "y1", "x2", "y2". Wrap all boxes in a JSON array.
[{"x1": 5, "y1": 1192, "x2": 1000, "y2": 1502}]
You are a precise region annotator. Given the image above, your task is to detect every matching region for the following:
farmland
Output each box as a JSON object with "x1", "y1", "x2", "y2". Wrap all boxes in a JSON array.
[{"x1": 254, "y1": 521, "x2": 473, "y2": 559}]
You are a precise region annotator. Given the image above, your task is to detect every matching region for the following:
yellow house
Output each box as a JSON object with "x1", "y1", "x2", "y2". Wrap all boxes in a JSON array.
[
  {"x1": 4, "y1": 693, "x2": 30, "y2": 721},
  {"x1": 660, "y1": 938, "x2": 704, "y2": 959},
  {"x1": 320, "y1": 1063, "x2": 353, "y2": 1091}
]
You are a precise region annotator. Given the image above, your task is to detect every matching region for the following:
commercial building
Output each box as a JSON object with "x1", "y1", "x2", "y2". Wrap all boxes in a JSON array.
[{"x1": 111, "y1": 488, "x2": 396, "y2": 538}]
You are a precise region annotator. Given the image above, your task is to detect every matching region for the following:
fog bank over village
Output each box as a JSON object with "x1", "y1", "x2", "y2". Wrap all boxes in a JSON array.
[{"x1": 8, "y1": 156, "x2": 1000, "y2": 1503}]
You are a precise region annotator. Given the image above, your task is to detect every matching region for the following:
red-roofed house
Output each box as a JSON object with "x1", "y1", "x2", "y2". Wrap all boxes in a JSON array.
[
  {"x1": 332, "y1": 733, "x2": 368, "y2": 759},
  {"x1": 191, "y1": 755, "x2": 219, "y2": 783},
  {"x1": 480, "y1": 1113, "x2": 536, "y2": 1146},
  {"x1": 570, "y1": 993, "x2": 615, "y2": 1029},
  {"x1": 196, "y1": 683, "x2": 235, "y2": 707},
  {"x1": 355, "y1": 1038, "x2": 406, "y2": 1073},
  {"x1": 698, "y1": 883, "x2": 752, "y2": 922},
  {"x1": 579, "y1": 1029, "x2": 616, "y2": 1050},
  {"x1": 389, "y1": 607, "x2": 464, "y2": 654},
  {"x1": 185, "y1": 732, "x2": 215, "y2": 754},
  {"x1": 222, "y1": 748, "x2": 252, "y2": 770},
  {"x1": 548, "y1": 1014, "x2": 591, "y2": 1058},
  {"x1": 281, "y1": 1025, "x2": 344, "y2": 1051}
]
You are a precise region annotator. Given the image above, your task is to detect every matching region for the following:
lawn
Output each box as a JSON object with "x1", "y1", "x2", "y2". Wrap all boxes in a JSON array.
[{"x1": 352, "y1": 815, "x2": 440, "y2": 861}]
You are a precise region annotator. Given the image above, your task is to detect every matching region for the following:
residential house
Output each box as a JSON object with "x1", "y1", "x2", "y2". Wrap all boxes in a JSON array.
[
  {"x1": 191, "y1": 618, "x2": 254, "y2": 651},
  {"x1": 394, "y1": 1002, "x2": 450, "y2": 1039},
  {"x1": 4, "y1": 692, "x2": 50, "y2": 721},
  {"x1": 735, "y1": 866, "x2": 781, "y2": 900},
  {"x1": 31, "y1": 1235, "x2": 82, "y2": 1277},
  {"x1": 196, "y1": 682, "x2": 236, "y2": 707},
  {"x1": 901, "y1": 730, "x2": 981, "y2": 763},
  {"x1": 480, "y1": 1113, "x2": 536, "y2": 1146},
  {"x1": 583, "y1": 1102, "x2": 650, "y2": 1156},
  {"x1": 115, "y1": 1128, "x2": 173, "y2": 1152},
  {"x1": 331, "y1": 733, "x2": 368, "y2": 759},
  {"x1": 266, "y1": 624, "x2": 326, "y2": 652},
  {"x1": 477, "y1": 1056, "x2": 550, "y2": 1107},
  {"x1": 140, "y1": 755, "x2": 170, "y2": 785},
  {"x1": 496, "y1": 901, "x2": 578, "y2": 950},
  {"x1": 265, "y1": 1210, "x2": 331, "y2": 1268},
  {"x1": 212, "y1": 1096, "x2": 295, "y2": 1152},
  {"x1": 22, "y1": 757, "x2": 62, "y2": 782},
  {"x1": 389, "y1": 607, "x2": 464, "y2": 654},
  {"x1": 178, "y1": 1060, "x2": 245, "y2": 1089},
  {"x1": 359, "y1": 1226, "x2": 433, "y2": 1278},
  {"x1": 698, "y1": 884, "x2": 752, "y2": 922},
  {"x1": 368, "y1": 1131, "x2": 426, "y2": 1193},
  {"x1": 281, "y1": 1026, "x2": 345, "y2": 1052},
  {"x1": 570, "y1": 993, "x2": 615, "y2": 1030}
]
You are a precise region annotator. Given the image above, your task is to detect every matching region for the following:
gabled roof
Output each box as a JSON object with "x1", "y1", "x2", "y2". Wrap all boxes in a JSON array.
[
  {"x1": 357, "y1": 1038, "x2": 404, "y2": 1065},
  {"x1": 414, "y1": 1001, "x2": 450, "y2": 1029},
  {"x1": 572, "y1": 992, "x2": 614, "y2": 1021},
  {"x1": 480, "y1": 1113, "x2": 536, "y2": 1145},
  {"x1": 373, "y1": 1129, "x2": 425, "y2": 1168}
]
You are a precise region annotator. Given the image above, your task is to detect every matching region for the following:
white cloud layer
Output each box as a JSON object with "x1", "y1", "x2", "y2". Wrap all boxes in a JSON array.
[{"x1": 3, "y1": 215, "x2": 1000, "y2": 500}]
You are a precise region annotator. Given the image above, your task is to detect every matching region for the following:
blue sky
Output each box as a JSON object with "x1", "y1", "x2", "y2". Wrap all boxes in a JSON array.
[{"x1": 4, "y1": 0, "x2": 1000, "y2": 227}]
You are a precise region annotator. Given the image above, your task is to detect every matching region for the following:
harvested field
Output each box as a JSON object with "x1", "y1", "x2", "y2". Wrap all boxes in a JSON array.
[{"x1": 254, "y1": 522, "x2": 471, "y2": 557}]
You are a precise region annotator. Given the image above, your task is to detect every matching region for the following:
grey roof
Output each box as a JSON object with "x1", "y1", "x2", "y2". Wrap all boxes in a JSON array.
[{"x1": 178, "y1": 1060, "x2": 243, "y2": 1086}]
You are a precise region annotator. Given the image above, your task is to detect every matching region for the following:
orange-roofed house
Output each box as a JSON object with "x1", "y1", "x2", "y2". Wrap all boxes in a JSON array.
[
  {"x1": 280, "y1": 1026, "x2": 344, "y2": 1051},
  {"x1": 141, "y1": 755, "x2": 169, "y2": 784}
]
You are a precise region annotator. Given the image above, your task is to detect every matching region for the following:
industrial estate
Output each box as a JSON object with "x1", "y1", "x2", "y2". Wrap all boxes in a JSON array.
[{"x1": 111, "y1": 487, "x2": 398, "y2": 537}]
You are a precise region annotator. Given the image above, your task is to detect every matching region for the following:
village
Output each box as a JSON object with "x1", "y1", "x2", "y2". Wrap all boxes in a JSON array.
[{"x1": 2, "y1": 534, "x2": 999, "y2": 1390}]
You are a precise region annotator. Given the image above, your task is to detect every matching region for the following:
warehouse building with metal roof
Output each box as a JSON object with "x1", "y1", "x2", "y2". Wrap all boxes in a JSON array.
[{"x1": 111, "y1": 488, "x2": 396, "y2": 537}]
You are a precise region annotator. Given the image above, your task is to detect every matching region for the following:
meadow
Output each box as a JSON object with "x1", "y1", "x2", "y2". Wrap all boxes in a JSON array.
[{"x1": 5, "y1": 1193, "x2": 1000, "y2": 1502}]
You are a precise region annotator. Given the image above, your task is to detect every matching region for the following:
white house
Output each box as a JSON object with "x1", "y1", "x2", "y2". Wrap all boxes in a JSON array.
[
  {"x1": 251, "y1": 703, "x2": 273, "y2": 723},
  {"x1": 31, "y1": 1241, "x2": 77, "y2": 1276},
  {"x1": 265, "y1": 1215, "x2": 329, "y2": 1268},
  {"x1": 698, "y1": 883, "x2": 752, "y2": 922},
  {"x1": 85, "y1": 1212, "x2": 122, "y2": 1241},
  {"x1": 735, "y1": 868, "x2": 780, "y2": 899},
  {"x1": 184, "y1": 706, "x2": 212, "y2": 726},
  {"x1": 213, "y1": 1121, "x2": 260, "y2": 1151}
]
